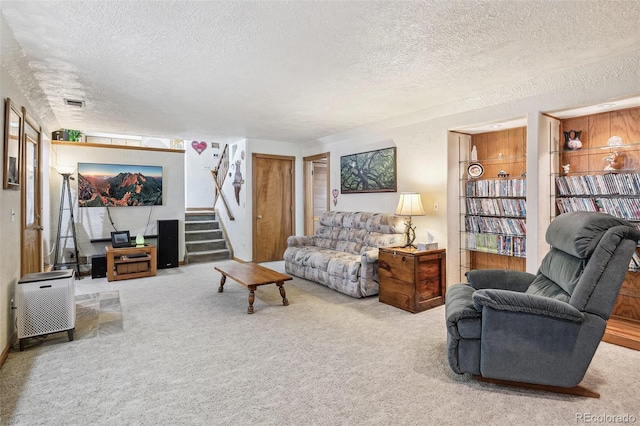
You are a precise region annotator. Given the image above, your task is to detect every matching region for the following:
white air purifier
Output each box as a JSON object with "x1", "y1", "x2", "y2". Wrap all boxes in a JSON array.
[{"x1": 16, "y1": 270, "x2": 76, "y2": 350}]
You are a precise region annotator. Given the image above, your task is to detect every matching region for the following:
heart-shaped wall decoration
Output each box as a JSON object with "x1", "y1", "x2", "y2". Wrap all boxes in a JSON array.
[{"x1": 191, "y1": 141, "x2": 207, "y2": 155}]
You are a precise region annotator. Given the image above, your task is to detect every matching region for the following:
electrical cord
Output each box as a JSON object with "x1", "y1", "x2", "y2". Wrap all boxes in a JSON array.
[
  {"x1": 143, "y1": 206, "x2": 153, "y2": 235},
  {"x1": 106, "y1": 207, "x2": 117, "y2": 231}
]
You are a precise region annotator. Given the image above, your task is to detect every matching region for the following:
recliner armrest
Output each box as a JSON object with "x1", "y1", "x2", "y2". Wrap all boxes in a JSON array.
[
  {"x1": 287, "y1": 235, "x2": 314, "y2": 247},
  {"x1": 465, "y1": 269, "x2": 536, "y2": 292},
  {"x1": 473, "y1": 289, "x2": 584, "y2": 323}
]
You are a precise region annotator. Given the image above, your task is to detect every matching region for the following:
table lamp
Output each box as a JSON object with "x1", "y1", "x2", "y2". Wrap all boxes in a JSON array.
[{"x1": 395, "y1": 192, "x2": 426, "y2": 248}]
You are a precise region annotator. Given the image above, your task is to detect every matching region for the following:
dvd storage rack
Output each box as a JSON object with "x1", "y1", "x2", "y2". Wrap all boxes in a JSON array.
[
  {"x1": 464, "y1": 177, "x2": 527, "y2": 258},
  {"x1": 555, "y1": 173, "x2": 640, "y2": 271},
  {"x1": 458, "y1": 127, "x2": 527, "y2": 276},
  {"x1": 556, "y1": 105, "x2": 640, "y2": 351}
]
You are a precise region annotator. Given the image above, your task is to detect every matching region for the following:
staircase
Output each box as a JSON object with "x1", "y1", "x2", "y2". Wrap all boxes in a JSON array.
[{"x1": 185, "y1": 211, "x2": 231, "y2": 263}]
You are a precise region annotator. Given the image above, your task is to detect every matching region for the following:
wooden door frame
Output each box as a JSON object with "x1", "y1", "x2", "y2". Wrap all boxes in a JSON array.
[
  {"x1": 303, "y1": 152, "x2": 330, "y2": 236},
  {"x1": 252, "y1": 153, "x2": 296, "y2": 262},
  {"x1": 20, "y1": 107, "x2": 43, "y2": 275}
]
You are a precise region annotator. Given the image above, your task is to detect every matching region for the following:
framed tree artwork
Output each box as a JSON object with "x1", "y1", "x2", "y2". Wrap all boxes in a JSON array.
[{"x1": 340, "y1": 147, "x2": 397, "y2": 193}]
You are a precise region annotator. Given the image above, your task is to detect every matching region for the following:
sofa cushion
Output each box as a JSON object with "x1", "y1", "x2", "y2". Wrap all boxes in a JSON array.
[
  {"x1": 320, "y1": 211, "x2": 346, "y2": 227},
  {"x1": 362, "y1": 232, "x2": 404, "y2": 253},
  {"x1": 327, "y1": 254, "x2": 361, "y2": 283},
  {"x1": 366, "y1": 213, "x2": 405, "y2": 234},
  {"x1": 314, "y1": 226, "x2": 339, "y2": 250},
  {"x1": 336, "y1": 228, "x2": 368, "y2": 254},
  {"x1": 342, "y1": 212, "x2": 371, "y2": 229}
]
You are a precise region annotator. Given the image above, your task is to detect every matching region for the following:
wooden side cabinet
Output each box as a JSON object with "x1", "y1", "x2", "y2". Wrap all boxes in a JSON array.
[
  {"x1": 105, "y1": 244, "x2": 157, "y2": 282},
  {"x1": 378, "y1": 247, "x2": 446, "y2": 313}
]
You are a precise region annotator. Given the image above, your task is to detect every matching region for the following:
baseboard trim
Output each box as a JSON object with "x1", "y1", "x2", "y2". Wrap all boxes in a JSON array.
[
  {"x1": 233, "y1": 257, "x2": 247, "y2": 263},
  {"x1": 1, "y1": 333, "x2": 16, "y2": 369}
]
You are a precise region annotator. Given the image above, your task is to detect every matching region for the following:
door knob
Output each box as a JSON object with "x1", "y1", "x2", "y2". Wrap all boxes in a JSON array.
[
  {"x1": 36, "y1": 225, "x2": 44, "y2": 231},
  {"x1": 257, "y1": 215, "x2": 263, "y2": 219}
]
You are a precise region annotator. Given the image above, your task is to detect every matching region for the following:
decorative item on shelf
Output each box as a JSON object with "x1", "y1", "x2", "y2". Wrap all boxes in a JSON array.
[
  {"x1": 67, "y1": 129, "x2": 82, "y2": 142},
  {"x1": 607, "y1": 135, "x2": 623, "y2": 147},
  {"x1": 135, "y1": 234, "x2": 145, "y2": 247},
  {"x1": 467, "y1": 163, "x2": 484, "y2": 179},
  {"x1": 520, "y1": 172, "x2": 526, "y2": 178},
  {"x1": 395, "y1": 192, "x2": 426, "y2": 249},
  {"x1": 563, "y1": 130, "x2": 582, "y2": 150},
  {"x1": 471, "y1": 145, "x2": 478, "y2": 161},
  {"x1": 604, "y1": 151, "x2": 625, "y2": 171},
  {"x1": 497, "y1": 152, "x2": 504, "y2": 159},
  {"x1": 562, "y1": 164, "x2": 570, "y2": 174},
  {"x1": 497, "y1": 170, "x2": 509, "y2": 178},
  {"x1": 332, "y1": 188, "x2": 339, "y2": 206},
  {"x1": 52, "y1": 129, "x2": 69, "y2": 141}
]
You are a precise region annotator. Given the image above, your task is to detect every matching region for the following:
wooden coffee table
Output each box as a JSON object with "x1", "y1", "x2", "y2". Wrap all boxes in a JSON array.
[{"x1": 214, "y1": 263, "x2": 292, "y2": 314}]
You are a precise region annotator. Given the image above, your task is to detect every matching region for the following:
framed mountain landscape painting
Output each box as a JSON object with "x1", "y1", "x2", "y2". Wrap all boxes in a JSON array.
[{"x1": 77, "y1": 163, "x2": 163, "y2": 207}]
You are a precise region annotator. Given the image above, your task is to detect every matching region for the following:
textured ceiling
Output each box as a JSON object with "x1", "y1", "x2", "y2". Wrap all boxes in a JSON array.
[{"x1": 1, "y1": 1, "x2": 639, "y2": 142}]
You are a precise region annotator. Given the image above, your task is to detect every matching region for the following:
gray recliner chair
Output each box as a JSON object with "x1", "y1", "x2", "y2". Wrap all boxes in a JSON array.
[{"x1": 445, "y1": 211, "x2": 640, "y2": 397}]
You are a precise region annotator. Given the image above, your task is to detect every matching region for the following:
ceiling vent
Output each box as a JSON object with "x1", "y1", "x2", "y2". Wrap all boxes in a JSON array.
[{"x1": 64, "y1": 98, "x2": 84, "y2": 108}]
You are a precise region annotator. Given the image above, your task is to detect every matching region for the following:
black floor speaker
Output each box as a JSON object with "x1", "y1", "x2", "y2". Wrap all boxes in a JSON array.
[
  {"x1": 157, "y1": 219, "x2": 179, "y2": 269},
  {"x1": 91, "y1": 255, "x2": 107, "y2": 279}
]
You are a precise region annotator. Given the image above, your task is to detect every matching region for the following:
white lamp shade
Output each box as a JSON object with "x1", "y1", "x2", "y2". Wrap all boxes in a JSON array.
[{"x1": 395, "y1": 193, "x2": 426, "y2": 216}]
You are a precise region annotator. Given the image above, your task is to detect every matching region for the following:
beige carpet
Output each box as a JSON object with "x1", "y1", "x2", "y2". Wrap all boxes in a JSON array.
[
  {"x1": 1, "y1": 260, "x2": 639, "y2": 425},
  {"x1": 17, "y1": 291, "x2": 123, "y2": 351}
]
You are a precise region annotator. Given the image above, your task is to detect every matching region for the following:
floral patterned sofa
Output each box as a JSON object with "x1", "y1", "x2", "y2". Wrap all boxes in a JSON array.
[{"x1": 284, "y1": 211, "x2": 405, "y2": 298}]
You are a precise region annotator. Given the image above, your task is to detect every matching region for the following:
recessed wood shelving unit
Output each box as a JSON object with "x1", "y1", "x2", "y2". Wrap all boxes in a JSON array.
[
  {"x1": 459, "y1": 127, "x2": 527, "y2": 273},
  {"x1": 555, "y1": 106, "x2": 640, "y2": 351}
]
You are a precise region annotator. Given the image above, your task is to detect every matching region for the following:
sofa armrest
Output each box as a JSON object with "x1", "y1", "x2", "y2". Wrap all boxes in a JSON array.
[
  {"x1": 361, "y1": 249, "x2": 378, "y2": 263},
  {"x1": 473, "y1": 289, "x2": 584, "y2": 323},
  {"x1": 287, "y1": 235, "x2": 314, "y2": 247},
  {"x1": 465, "y1": 269, "x2": 536, "y2": 292}
]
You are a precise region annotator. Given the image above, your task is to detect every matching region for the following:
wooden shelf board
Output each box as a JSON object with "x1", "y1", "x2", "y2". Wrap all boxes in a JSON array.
[{"x1": 603, "y1": 316, "x2": 640, "y2": 351}]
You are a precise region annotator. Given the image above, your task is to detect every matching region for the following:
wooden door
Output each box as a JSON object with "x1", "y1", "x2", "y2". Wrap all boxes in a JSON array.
[
  {"x1": 21, "y1": 108, "x2": 42, "y2": 275},
  {"x1": 253, "y1": 154, "x2": 295, "y2": 262}
]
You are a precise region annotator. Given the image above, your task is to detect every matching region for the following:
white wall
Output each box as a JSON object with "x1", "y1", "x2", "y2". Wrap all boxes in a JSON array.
[
  {"x1": 49, "y1": 144, "x2": 186, "y2": 264},
  {"x1": 216, "y1": 139, "x2": 249, "y2": 259},
  {"x1": 216, "y1": 138, "x2": 302, "y2": 261},
  {"x1": 184, "y1": 139, "x2": 224, "y2": 208},
  {"x1": 304, "y1": 50, "x2": 640, "y2": 287},
  {"x1": 0, "y1": 66, "x2": 54, "y2": 355}
]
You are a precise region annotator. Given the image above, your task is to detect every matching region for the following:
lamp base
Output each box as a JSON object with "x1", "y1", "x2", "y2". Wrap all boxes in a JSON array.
[{"x1": 401, "y1": 217, "x2": 417, "y2": 248}]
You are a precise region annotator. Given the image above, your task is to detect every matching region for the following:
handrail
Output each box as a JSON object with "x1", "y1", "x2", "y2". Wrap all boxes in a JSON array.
[{"x1": 211, "y1": 145, "x2": 235, "y2": 221}]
